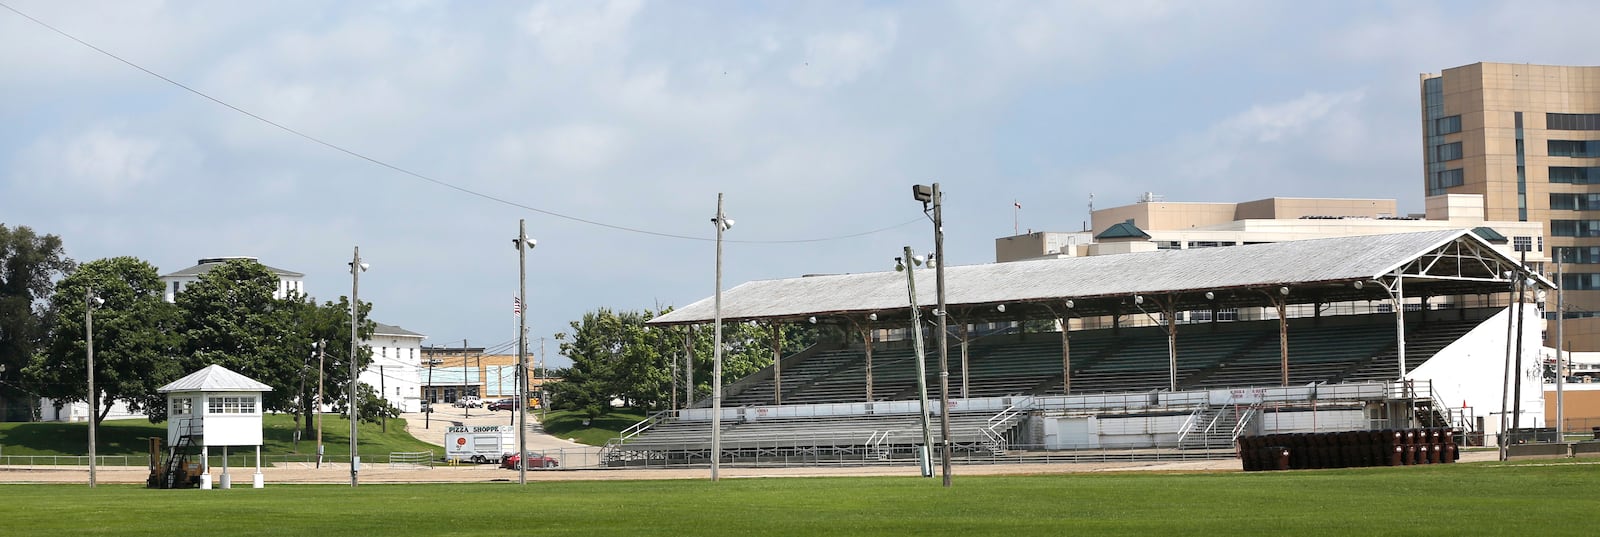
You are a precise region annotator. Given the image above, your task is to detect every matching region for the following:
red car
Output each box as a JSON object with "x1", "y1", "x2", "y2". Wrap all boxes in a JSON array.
[{"x1": 500, "y1": 451, "x2": 558, "y2": 469}]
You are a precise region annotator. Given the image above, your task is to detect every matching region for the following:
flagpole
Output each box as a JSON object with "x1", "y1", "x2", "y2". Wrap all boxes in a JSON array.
[{"x1": 1013, "y1": 200, "x2": 1020, "y2": 235}]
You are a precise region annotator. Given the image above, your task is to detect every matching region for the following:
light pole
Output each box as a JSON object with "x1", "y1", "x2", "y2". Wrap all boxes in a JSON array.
[
  {"x1": 711, "y1": 193, "x2": 733, "y2": 482},
  {"x1": 896, "y1": 248, "x2": 935, "y2": 478},
  {"x1": 914, "y1": 183, "x2": 953, "y2": 487},
  {"x1": 348, "y1": 246, "x2": 367, "y2": 487},
  {"x1": 85, "y1": 287, "x2": 103, "y2": 488},
  {"x1": 513, "y1": 219, "x2": 537, "y2": 485}
]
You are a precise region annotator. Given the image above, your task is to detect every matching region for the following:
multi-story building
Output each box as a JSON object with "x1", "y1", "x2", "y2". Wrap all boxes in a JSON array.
[
  {"x1": 1421, "y1": 62, "x2": 1600, "y2": 350},
  {"x1": 159, "y1": 256, "x2": 305, "y2": 302},
  {"x1": 994, "y1": 193, "x2": 1544, "y2": 327},
  {"x1": 363, "y1": 323, "x2": 428, "y2": 413}
]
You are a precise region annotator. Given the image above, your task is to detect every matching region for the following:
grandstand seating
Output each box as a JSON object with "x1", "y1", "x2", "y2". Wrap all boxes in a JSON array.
[
  {"x1": 719, "y1": 315, "x2": 1487, "y2": 407},
  {"x1": 618, "y1": 313, "x2": 1490, "y2": 462}
]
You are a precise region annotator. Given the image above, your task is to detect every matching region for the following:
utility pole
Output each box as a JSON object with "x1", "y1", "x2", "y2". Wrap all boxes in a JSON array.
[
  {"x1": 425, "y1": 347, "x2": 433, "y2": 430},
  {"x1": 514, "y1": 219, "x2": 536, "y2": 485},
  {"x1": 379, "y1": 364, "x2": 386, "y2": 433},
  {"x1": 85, "y1": 287, "x2": 98, "y2": 488},
  {"x1": 1512, "y1": 251, "x2": 1527, "y2": 436},
  {"x1": 1556, "y1": 253, "x2": 1566, "y2": 440},
  {"x1": 348, "y1": 246, "x2": 365, "y2": 487},
  {"x1": 915, "y1": 182, "x2": 954, "y2": 487},
  {"x1": 463, "y1": 338, "x2": 470, "y2": 418},
  {"x1": 316, "y1": 340, "x2": 325, "y2": 468},
  {"x1": 710, "y1": 194, "x2": 733, "y2": 482}
]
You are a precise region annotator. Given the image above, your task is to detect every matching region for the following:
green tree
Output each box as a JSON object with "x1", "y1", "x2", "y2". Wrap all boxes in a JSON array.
[
  {"x1": 276, "y1": 294, "x2": 375, "y2": 437},
  {"x1": 550, "y1": 307, "x2": 823, "y2": 416},
  {"x1": 0, "y1": 224, "x2": 74, "y2": 421},
  {"x1": 176, "y1": 259, "x2": 375, "y2": 428},
  {"x1": 26, "y1": 257, "x2": 182, "y2": 425}
]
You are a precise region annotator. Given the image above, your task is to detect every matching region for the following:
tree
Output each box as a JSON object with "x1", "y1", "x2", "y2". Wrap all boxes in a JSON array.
[
  {"x1": 176, "y1": 259, "x2": 374, "y2": 428},
  {"x1": 26, "y1": 257, "x2": 182, "y2": 425},
  {"x1": 0, "y1": 224, "x2": 74, "y2": 421},
  {"x1": 276, "y1": 294, "x2": 375, "y2": 437},
  {"x1": 550, "y1": 307, "x2": 823, "y2": 416}
]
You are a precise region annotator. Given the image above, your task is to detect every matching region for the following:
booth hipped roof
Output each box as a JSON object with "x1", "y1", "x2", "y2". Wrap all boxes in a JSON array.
[
  {"x1": 647, "y1": 229, "x2": 1550, "y2": 326},
  {"x1": 158, "y1": 364, "x2": 274, "y2": 393}
]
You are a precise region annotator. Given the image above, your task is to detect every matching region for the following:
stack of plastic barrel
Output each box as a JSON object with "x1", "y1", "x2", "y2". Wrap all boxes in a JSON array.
[{"x1": 1238, "y1": 428, "x2": 1459, "y2": 471}]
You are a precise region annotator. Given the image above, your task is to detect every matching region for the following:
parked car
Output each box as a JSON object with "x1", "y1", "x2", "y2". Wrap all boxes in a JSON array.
[
  {"x1": 487, "y1": 398, "x2": 517, "y2": 411},
  {"x1": 500, "y1": 451, "x2": 558, "y2": 470},
  {"x1": 453, "y1": 396, "x2": 482, "y2": 408}
]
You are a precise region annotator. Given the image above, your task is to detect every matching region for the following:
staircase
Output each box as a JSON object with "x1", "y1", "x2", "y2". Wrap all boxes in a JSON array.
[
  {"x1": 1178, "y1": 404, "x2": 1256, "y2": 450},
  {"x1": 157, "y1": 418, "x2": 202, "y2": 489},
  {"x1": 980, "y1": 397, "x2": 1032, "y2": 455}
]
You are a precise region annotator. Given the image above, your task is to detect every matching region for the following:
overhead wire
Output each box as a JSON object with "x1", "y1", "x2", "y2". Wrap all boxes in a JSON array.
[{"x1": 0, "y1": 2, "x2": 923, "y2": 244}]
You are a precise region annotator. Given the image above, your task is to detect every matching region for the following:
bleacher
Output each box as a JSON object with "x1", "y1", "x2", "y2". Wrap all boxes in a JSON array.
[{"x1": 618, "y1": 313, "x2": 1490, "y2": 462}]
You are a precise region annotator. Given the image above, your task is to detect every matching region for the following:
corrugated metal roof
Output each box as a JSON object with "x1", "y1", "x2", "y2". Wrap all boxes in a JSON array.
[
  {"x1": 158, "y1": 364, "x2": 274, "y2": 393},
  {"x1": 648, "y1": 229, "x2": 1512, "y2": 325}
]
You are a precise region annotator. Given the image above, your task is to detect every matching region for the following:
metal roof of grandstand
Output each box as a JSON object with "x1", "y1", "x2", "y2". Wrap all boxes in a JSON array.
[{"x1": 648, "y1": 229, "x2": 1547, "y2": 326}]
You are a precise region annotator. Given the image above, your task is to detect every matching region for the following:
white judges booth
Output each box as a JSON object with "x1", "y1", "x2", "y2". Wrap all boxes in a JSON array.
[{"x1": 158, "y1": 364, "x2": 273, "y2": 489}]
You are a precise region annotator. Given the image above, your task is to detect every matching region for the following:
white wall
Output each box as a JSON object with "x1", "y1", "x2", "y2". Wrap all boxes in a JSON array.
[
  {"x1": 1410, "y1": 306, "x2": 1545, "y2": 438},
  {"x1": 361, "y1": 333, "x2": 426, "y2": 412},
  {"x1": 38, "y1": 398, "x2": 145, "y2": 422},
  {"x1": 1257, "y1": 409, "x2": 1365, "y2": 434}
]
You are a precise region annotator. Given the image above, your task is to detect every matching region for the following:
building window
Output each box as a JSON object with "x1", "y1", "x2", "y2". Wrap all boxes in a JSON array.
[
  {"x1": 1549, "y1": 193, "x2": 1600, "y2": 210},
  {"x1": 1513, "y1": 236, "x2": 1533, "y2": 252},
  {"x1": 1429, "y1": 169, "x2": 1464, "y2": 195},
  {"x1": 1547, "y1": 113, "x2": 1600, "y2": 131},
  {"x1": 1554, "y1": 246, "x2": 1600, "y2": 264},
  {"x1": 1549, "y1": 140, "x2": 1600, "y2": 158},
  {"x1": 171, "y1": 397, "x2": 192, "y2": 416},
  {"x1": 1550, "y1": 166, "x2": 1600, "y2": 184},
  {"x1": 1552, "y1": 220, "x2": 1600, "y2": 237},
  {"x1": 1434, "y1": 115, "x2": 1461, "y2": 135},
  {"x1": 1561, "y1": 273, "x2": 1600, "y2": 290},
  {"x1": 1435, "y1": 142, "x2": 1463, "y2": 162},
  {"x1": 1156, "y1": 241, "x2": 1181, "y2": 250},
  {"x1": 1185, "y1": 241, "x2": 1236, "y2": 249},
  {"x1": 206, "y1": 396, "x2": 257, "y2": 414}
]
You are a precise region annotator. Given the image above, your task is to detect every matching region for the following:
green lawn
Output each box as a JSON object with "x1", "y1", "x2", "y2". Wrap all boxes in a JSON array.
[
  {"x1": 3, "y1": 461, "x2": 1596, "y2": 536},
  {"x1": 539, "y1": 408, "x2": 648, "y2": 445},
  {"x1": 0, "y1": 414, "x2": 438, "y2": 465}
]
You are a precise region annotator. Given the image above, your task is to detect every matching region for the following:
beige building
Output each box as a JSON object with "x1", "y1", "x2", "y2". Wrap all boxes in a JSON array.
[
  {"x1": 1422, "y1": 62, "x2": 1600, "y2": 350},
  {"x1": 994, "y1": 193, "x2": 1543, "y2": 327},
  {"x1": 998, "y1": 194, "x2": 1543, "y2": 265},
  {"x1": 419, "y1": 348, "x2": 551, "y2": 408}
]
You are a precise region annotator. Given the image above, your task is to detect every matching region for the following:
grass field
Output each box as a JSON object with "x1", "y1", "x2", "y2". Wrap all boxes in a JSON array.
[
  {"x1": 538, "y1": 408, "x2": 646, "y2": 445},
  {"x1": 3, "y1": 461, "x2": 1595, "y2": 536},
  {"x1": 0, "y1": 414, "x2": 438, "y2": 465}
]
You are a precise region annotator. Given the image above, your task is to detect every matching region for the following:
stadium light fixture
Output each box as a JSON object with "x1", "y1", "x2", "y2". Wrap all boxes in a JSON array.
[
  {"x1": 913, "y1": 181, "x2": 953, "y2": 488},
  {"x1": 1133, "y1": 295, "x2": 1144, "y2": 305},
  {"x1": 808, "y1": 316, "x2": 817, "y2": 324},
  {"x1": 1352, "y1": 280, "x2": 1364, "y2": 290},
  {"x1": 1204, "y1": 291, "x2": 1215, "y2": 300},
  {"x1": 868, "y1": 313, "x2": 878, "y2": 321},
  {"x1": 995, "y1": 304, "x2": 1006, "y2": 313},
  {"x1": 1279, "y1": 286, "x2": 1290, "y2": 296},
  {"x1": 1064, "y1": 300, "x2": 1074, "y2": 309}
]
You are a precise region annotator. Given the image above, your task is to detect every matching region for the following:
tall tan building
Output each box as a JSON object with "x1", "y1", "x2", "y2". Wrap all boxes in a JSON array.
[{"x1": 1422, "y1": 62, "x2": 1600, "y2": 349}]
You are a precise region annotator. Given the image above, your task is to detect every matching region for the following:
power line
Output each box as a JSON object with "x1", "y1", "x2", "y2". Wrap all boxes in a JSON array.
[{"x1": 0, "y1": 2, "x2": 923, "y2": 245}]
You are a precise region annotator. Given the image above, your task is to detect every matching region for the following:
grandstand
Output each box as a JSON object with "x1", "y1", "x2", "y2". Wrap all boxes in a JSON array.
[{"x1": 608, "y1": 230, "x2": 1549, "y2": 467}]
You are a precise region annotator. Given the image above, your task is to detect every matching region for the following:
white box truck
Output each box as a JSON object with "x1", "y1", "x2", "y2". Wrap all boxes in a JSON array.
[{"x1": 444, "y1": 425, "x2": 516, "y2": 463}]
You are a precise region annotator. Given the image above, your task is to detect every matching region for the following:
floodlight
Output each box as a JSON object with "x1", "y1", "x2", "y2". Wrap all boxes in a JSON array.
[
  {"x1": 912, "y1": 184, "x2": 934, "y2": 203},
  {"x1": 869, "y1": 313, "x2": 878, "y2": 321},
  {"x1": 1064, "y1": 300, "x2": 1074, "y2": 309},
  {"x1": 1134, "y1": 295, "x2": 1143, "y2": 305},
  {"x1": 1353, "y1": 281, "x2": 1364, "y2": 290},
  {"x1": 1279, "y1": 286, "x2": 1289, "y2": 296},
  {"x1": 1204, "y1": 291, "x2": 1215, "y2": 300},
  {"x1": 808, "y1": 316, "x2": 817, "y2": 324},
  {"x1": 996, "y1": 304, "x2": 1006, "y2": 313}
]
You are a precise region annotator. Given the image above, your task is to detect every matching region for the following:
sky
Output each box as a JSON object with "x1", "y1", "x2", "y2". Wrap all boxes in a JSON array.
[{"x1": 5, "y1": 0, "x2": 1600, "y2": 368}]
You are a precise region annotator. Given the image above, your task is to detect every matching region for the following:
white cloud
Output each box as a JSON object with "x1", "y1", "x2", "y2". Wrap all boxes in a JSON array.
[
  {"x1": 518, "y1": 0, "x2": 644, "y2": 65},
  {"x1": 788, "y1": 17, "x2": 899, "y2": 89},
  {"x1": 12, "y1": 123, "x2": 199, "y2": 199}
]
